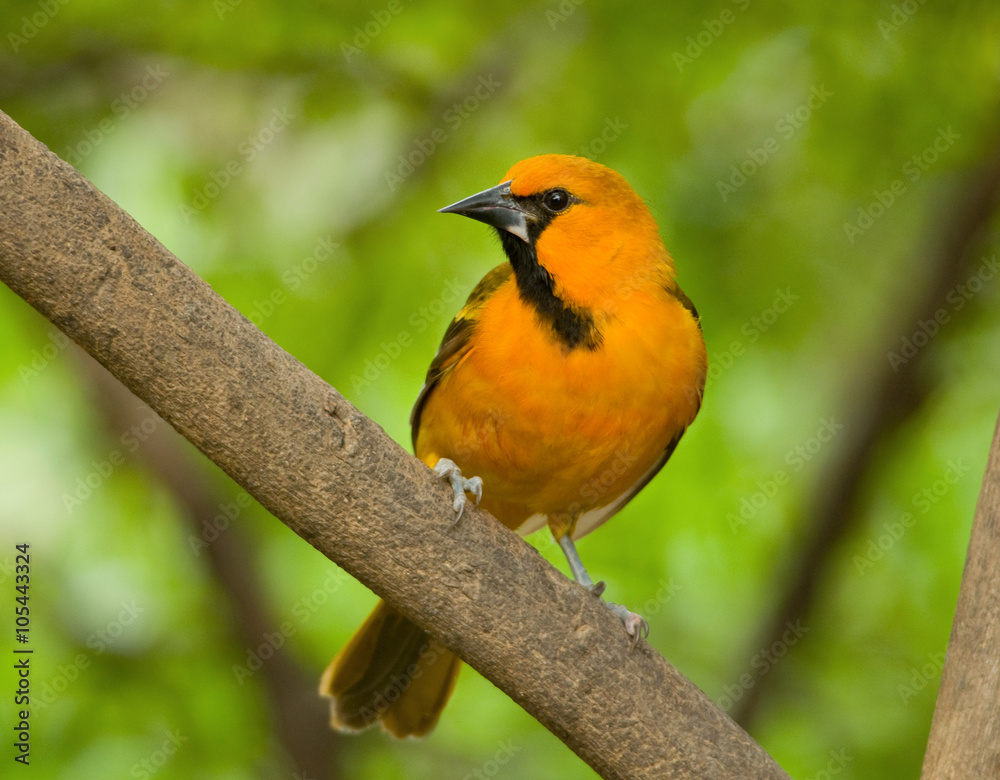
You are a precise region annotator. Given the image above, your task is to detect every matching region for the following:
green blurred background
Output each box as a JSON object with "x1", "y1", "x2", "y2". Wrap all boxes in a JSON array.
[{"x1": 2, "y1": 1, "x2": 999, "y2": 778}]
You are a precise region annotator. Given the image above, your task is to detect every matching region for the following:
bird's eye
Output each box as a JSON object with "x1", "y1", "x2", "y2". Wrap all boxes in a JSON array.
[{"x1": 541, "y1": 188, "x2": 571, "y2": 213}]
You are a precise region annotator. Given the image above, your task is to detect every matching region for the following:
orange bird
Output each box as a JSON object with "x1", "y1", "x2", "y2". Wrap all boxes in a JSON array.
[{"x1": 320, "y1": 154, "x2": 707, "y2": 737}]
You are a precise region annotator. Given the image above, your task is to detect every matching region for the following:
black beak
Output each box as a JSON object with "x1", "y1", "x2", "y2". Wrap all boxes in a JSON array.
[{"x1": 438, "y1": 180, "x2": 531, "y2": 243}]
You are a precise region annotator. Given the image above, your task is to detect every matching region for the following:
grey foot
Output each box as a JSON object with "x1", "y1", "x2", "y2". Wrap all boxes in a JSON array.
[
  {"x1": 604, "y1": 601, "x2": 650, "y2": 648},
  {"x1": 432, "y1": 458, "x2": 483, "y2": 521}
]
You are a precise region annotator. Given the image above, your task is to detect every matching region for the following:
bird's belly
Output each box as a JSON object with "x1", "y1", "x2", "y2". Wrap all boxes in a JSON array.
[{"x1": 416, "y1": 303, "x2": 703, "y2": 525}]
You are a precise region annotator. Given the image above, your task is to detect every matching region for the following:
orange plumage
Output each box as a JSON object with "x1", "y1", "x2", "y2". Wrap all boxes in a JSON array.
[{"x1": 321, "y1": 154, "x2": 706, "y2": 737}]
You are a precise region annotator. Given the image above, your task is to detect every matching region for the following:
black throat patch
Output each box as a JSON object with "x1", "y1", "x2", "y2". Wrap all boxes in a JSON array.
[{"x1": 498, "y1": 231, "x2": 602, "y2": 351}]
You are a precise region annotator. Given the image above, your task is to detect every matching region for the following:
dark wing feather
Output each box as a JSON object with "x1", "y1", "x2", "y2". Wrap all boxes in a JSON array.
[{"x1": 410, "y1": 263, "x2": 513, "y2": 448}]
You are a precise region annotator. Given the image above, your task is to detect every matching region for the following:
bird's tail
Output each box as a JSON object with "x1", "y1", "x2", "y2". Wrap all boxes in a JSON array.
[{"x1": 320, "y1": 600, "x2": 461, "y2": 738}]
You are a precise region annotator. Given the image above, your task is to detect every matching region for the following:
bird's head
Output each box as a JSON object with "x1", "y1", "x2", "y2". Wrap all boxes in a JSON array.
[{"x1": 439, "y1": 154, "x2": 674, "y2": 312}]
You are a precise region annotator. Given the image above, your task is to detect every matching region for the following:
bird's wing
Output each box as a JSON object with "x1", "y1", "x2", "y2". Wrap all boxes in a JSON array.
[
  {"x1": 518, "y1": 430, "x2": 688, "y2": 540},
  {"x1": 410, "y1": 263, "x2": 513, "y2": 448},
  {"x1": 571, "y1": 429, "x2": 686, "y2": 540},
  {"x1": 571, "y1": 285, "x2": 703, "y2": 539}
]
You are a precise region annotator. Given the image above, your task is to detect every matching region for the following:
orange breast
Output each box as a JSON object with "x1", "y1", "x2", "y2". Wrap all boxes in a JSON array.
[{"x1": 414, "y1": 277, "x2": 705, "y2": 534}]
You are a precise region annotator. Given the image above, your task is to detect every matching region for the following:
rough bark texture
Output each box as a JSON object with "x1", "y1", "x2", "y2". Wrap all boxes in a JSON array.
[
  {"x1": 0, "y1": 110, "x2": 788, "y2": 779},
  {"x1": 921, "y1": 417, "x2": 1000, "y2": 779}
]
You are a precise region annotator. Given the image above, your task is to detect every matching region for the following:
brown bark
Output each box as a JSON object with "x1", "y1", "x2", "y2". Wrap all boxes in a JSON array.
[
  {"x1": 921, "y1": 416, "x2": 1000, "y2": 779},
  {"x1": 0, "y1": 110, "x2": 788, "y2": 778}
]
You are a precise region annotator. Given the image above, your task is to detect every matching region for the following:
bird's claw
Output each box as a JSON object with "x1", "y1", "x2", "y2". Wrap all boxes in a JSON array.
[
  {"x1": 622, "y1": 610, "x2": 650, "y2": 648},
  {"x1": 556, "y1": 534, "x2": 647, "y2": 646},
  {"x1": 605, "y1": 601, "x2": 649, "y2": 649},
  {"x1": 432, "y1": 458, "x2": 483, "y2": 522}
]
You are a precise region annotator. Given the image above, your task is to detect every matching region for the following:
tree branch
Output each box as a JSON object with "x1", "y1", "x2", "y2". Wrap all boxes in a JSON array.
[
  {"x1": 0, "y1": 109, "x2": 787, "y2": 779},
  {"x1": 920, "y1": 414, "x2": 1000, "y2": 778}
]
